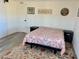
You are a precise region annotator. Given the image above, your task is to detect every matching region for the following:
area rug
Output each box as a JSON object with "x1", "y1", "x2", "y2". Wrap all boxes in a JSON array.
[{"x1": 0, "y1": 42, "x2": 76, "y2": 59}]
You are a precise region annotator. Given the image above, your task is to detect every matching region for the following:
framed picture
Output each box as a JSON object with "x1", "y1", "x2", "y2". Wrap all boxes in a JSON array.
[
  {"x1": 38, "y1": 9, "x2": 52, "y2": 14},
  {"x1": 77, "y1": 8, "x2": 79, "y2": 17},
  {"x1": 60, "y1": 8, "x2": 69, "y2": 16},
  {"x1": 27, "y1": 7, "x2": 35, "y2": 14}
]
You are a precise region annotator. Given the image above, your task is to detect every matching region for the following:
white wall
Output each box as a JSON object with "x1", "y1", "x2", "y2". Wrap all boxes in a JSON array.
[
  {"x1": 5, "y1": 0, "x2": 79, "y2": 32},
  {"x1": 0, "y1": 0, "x2": 8, "y2": 38},
  {"x1": 73, "y1": 21, "x2": 79, "y2": 59},
  {"x1": 5, "y1": 2, "x2": 20, "y2": 34},
  {"x1": 15, "y1": 1, "x2": 77, "y2": 30}
]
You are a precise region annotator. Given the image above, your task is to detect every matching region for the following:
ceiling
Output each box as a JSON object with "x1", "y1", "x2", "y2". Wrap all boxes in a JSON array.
[{"x1": 12, "y1": 0, "x2": 79, "y2": 1}]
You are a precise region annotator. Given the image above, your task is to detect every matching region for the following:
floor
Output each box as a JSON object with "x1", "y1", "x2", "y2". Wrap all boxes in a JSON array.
[
  {"x1": 0, "y1": 32, "x2": 26, "y2": 54},
  {"x1": 0, "y1": 32, "x2": 77, "y2": 59}
]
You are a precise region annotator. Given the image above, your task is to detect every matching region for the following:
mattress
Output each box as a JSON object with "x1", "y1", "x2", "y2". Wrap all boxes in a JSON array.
[{"x1": 23, "y1": 27, "x2": 65, "y2": 56}]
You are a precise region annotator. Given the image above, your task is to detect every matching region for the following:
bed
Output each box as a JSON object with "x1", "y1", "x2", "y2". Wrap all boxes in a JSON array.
[{"x1": 23, "y1": 26, "x2": 74, "y2": 56}]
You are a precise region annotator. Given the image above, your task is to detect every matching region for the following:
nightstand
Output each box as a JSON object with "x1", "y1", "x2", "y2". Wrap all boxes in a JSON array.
[{"x1": 64, "y1": 30, "x2": 74, "y2": 43}]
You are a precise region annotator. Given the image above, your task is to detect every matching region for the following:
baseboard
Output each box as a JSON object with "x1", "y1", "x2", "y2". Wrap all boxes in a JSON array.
[
  {"x1": 0, "y1": 33, "x2": 7, "y2": 39},
  {"x1": 0, "y1": 32, "x2": 26, "y2": 40}
]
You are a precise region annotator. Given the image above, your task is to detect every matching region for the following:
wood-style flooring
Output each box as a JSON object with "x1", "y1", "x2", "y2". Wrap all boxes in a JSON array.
[{"x1": 0, "y1": 32, "x2": 26, "y2": 54}]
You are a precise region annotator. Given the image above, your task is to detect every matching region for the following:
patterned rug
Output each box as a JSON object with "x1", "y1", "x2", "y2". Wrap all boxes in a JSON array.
[{"x1": 0, "y1": 42, "x2": 76, "y2": 59}]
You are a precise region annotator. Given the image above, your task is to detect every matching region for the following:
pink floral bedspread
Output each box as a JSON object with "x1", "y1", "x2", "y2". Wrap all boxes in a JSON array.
[{"x1": 23, "y1": 27, "x2": 65, "y2": 56}]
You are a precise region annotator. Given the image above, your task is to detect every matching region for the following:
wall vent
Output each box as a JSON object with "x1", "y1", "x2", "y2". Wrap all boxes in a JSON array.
[{"x1": 4, "y1": 0, "x2": 8, "y2": 3}]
